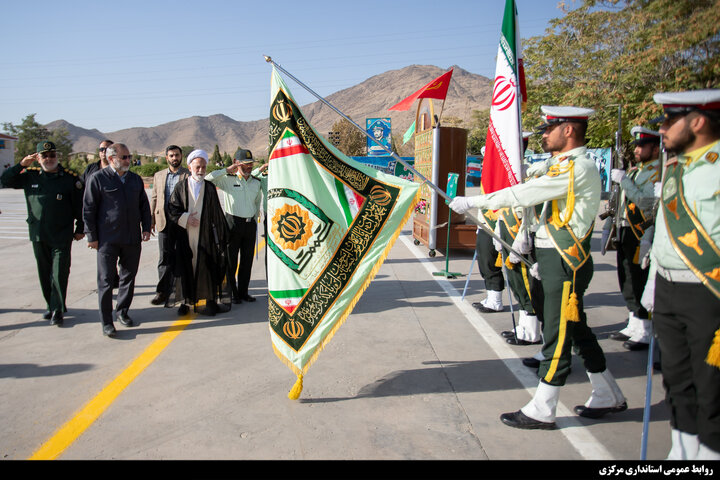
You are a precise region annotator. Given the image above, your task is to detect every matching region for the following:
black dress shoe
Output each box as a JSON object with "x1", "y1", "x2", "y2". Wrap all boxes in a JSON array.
[
  {"x1": 507, "y1": 337, "x2": 542, "y2": 346},
  {"x1": 103, "y1": 324, "x2": 117, "y2": 337},
  {"x1": 232, "y1": 297, "x2": 242, "y2": 304},
  {"x1": 177, "y1": 304, "x2": 190, "y2": 316},
  {"x1": 213, "y1": 302, "x2": 231, "y2": 313},
  {"x1": 574, "y1": 402, "x2": 627, "y2": 419},
  {"x1": 117, "y1": 313, "x2": 134, "y2": 327},
  {"x1": 501, "y1": 330, "x2": 516, "y2": 339},
  {"x1": 49, "y1": 311, "x2": 63, "y2": 326},
  {"x1": 150, "y1": 293, "x2": 167, "y2": 305},
  {"x1": 472, "y1": 302, "x2": 503, "y2": 313},
  {"x1": 43, "y1": 310, "x2": 52, "y2": 320},
  {"x1": 241, "y1": 295, "x2": 256, "y2": 302},
  {"x1": 653, "y1": 361, "x2": 662, "y2": 372},
  {"x1": 609, "y1": 331, "x2": 631, "y2": 341},
  {"x1": 623, "y1": 340, "x2": 649, "y2": 351},
  {"x1": 522, "y1": 357, "x2": 541, "y2": 369},
  {"x1": 500, "y1": 410, "x2": 556, "y2": 430}
]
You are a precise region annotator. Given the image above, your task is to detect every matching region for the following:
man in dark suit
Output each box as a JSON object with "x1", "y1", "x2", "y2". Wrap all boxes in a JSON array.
[
  {"x1": 150, "y1": 145, "x2": 189, "y2": 306},
  {"x1": 83, "y1": 143, "x2": 152, "y2": 337},
  {"x1": 81, "y1": 139, "x2": 113, "y2": 186}
]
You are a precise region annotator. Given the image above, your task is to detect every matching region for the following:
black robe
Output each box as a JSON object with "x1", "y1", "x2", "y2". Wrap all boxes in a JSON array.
[{"x1": 167, "y1": 179, "x2": 230, "y2": 305}]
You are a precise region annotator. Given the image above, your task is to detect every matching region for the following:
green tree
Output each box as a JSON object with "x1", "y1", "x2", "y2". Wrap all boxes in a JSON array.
[
  {"x1": 330, "y1": 118, "x2": 366, "y2": 156},
  {"x1": 210, "y1": 144, "x2": 222, "y2": 166},
  {"x1": 522, "y1": 0, "x2": 720, "y2": 149},
  {"x1": 2, "y1": 114, "x2": 73, "y2": 166},
  {"x1": 222, "y1": 152, "x2": 232, "y2": 167},
  {"x1": 466, "y1": 109, "x2": 490, "y2": 155},
  {"x1": 179, "y1": 145, "x2": 196, "y2": 167}
]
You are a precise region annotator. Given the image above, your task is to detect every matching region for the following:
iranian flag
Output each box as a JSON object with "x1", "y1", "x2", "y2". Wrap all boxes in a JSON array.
[
  {"x1": 481, "y1": 0, "x2": 526, "y2": 194},
  {"x1": 267, "y1": 67, "x2": 420, "y2": 399}
]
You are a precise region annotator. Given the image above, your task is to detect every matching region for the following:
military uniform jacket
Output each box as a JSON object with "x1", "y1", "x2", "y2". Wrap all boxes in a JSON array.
[
  {"x1": 205, "y1": 169, "x2": 262, "y2": 218},
  {"x1": 649, "y1": 139, "x2": 720, "y2": 295},
  {"x1": 471, "y1": 146, "x2": 601, "y2": 246},
  {"x1": 1, "y1": 163, "x2": 84, "y2": 246},
  {"x1": 619, "y1": 158, "x2": 660, "y2": 230},
  {"x1": 82, "y1": 166, "x2": 152, "y2": 246}
]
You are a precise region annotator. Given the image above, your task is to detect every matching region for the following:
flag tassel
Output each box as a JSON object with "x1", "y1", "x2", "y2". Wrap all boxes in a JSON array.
[
  {"x1": 288, "y1": 374, "x2": 304, "y2": 400},
  {"x1": 707, "y1": 328, "x2": 720, "y2": 368}
]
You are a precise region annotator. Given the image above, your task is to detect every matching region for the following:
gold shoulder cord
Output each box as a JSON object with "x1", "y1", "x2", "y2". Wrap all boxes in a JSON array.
[{"x1": 546, "y1": 160, "x2": 576, "y2": 228}]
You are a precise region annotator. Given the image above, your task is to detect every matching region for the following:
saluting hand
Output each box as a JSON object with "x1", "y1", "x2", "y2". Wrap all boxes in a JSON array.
[{"x1": 20, "y1": 153, "x2": 38, "y2": 167}]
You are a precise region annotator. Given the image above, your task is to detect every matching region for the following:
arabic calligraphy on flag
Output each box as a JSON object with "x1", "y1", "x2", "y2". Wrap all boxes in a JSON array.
[{"x1": 267, "y1": 67, "x2": 420, "y2": 398}]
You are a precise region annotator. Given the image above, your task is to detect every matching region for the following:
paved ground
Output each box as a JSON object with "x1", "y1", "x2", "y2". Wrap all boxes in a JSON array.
[{"x1": 0, "y1": 186, "x2": 671, "y2": 466}]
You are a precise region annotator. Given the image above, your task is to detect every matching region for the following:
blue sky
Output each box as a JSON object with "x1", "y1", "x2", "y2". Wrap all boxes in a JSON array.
[{"x1": 1, "y1": 0, "x2": 566, "y2": 133}]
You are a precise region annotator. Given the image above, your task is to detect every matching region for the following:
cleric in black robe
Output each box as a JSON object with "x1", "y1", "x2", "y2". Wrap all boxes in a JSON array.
[{"x1": 167, "y1": 149, "x2": 231, "y2": 316}]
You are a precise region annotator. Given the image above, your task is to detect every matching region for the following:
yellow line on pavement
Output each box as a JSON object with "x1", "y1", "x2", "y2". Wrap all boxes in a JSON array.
[
  {"x1": 29, "y1": 316, "x2": 194, "y2": 460},
  {"x1": 29, "y1": 237, "x2": 267, "y2": 460}
]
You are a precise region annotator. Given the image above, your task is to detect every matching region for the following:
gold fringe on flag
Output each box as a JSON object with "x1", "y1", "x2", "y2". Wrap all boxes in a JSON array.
[
  {"x1": 274, "y1": 189, "x2": 422, "y2": 400},
  {"x1": 706, "y1": 328, "x2": 720, "y2": 368}
]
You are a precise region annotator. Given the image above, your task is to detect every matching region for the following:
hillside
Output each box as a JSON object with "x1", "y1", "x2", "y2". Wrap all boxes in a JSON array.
[{"x1": 47, "y1": 65, "x2": 492, "y2": 158}]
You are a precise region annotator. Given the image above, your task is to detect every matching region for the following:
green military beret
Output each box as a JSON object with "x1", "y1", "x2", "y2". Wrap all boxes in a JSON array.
[{"x1": 36, "y1": 140, "x2": 57, "y2": 153}]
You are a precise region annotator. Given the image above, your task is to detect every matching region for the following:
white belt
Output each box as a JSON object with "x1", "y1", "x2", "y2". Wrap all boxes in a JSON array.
[{"x1": 656, "y1": 265, "x2": 701, "y2": 284}]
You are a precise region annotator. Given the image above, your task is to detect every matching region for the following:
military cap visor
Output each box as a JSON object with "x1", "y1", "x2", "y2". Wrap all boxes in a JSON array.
[
  {"x1": 36, "y1": 141, "x2": 57, "y2": 153},
  {"x1": 652, "y1": 89, "x2": 720, "y2": 122},
  {"x1": 234, "y1": 149, "x2": 254, "y2": 163},
  {"x1": 630, "y1": 126, "x2": 660, "y2": 145}
]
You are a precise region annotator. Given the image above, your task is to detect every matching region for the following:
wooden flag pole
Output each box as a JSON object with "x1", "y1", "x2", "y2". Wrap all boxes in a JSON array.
[{"x1": 264, "y1": 56, "x2": 534, "y2": 269}]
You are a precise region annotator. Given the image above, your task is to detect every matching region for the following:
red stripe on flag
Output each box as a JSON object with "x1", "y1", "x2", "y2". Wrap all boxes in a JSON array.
[{"x1": 269, "y1": 143, "x2": 309, "y2": 160}]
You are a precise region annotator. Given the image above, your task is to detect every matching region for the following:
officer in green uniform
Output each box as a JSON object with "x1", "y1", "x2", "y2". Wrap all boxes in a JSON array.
[
  {"x1": 450, "y1": 106, "x2": 627, "y2": 429},
  {"x1": 605, "y1": 127, "x2": 661, "y2": 350},
  {"x1": 641, "y1": 90, "x2": 720, "y2": 460},
  {"x1": 0, "y1": 141, "x2": 85, "y2": 325}
]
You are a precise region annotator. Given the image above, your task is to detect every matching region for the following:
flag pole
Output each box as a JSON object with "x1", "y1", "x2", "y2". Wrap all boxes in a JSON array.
[{"x1": 264, "y1": 55, "x2": 534, "y2": 269}]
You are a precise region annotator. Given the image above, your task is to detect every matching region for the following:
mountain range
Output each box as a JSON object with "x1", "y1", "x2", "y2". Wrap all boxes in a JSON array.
[{"x1": 46, "y1": 65, "x2": 493, "y2": 158}]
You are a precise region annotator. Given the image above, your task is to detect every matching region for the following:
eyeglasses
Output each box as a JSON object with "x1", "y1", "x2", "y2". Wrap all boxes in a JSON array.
[
  {"x1": 99, "y1": 147, "x2": 107, "y2": 152},
  {"x1": 40, "y1": 153, "x2": 57, "y2": 158},
  {"x1": 120, "y1": 155, "x2": 133, "y2": 160}
]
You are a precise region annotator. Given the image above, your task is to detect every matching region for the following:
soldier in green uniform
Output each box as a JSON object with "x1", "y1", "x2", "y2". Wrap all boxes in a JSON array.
[
  {"x1": 605, "y1": 127, "x2": 661, "y2": 350},
  {"x1": 641, "y1": 90, "x2": 720, "y2": 460},
  {"x1": 450, "y1": 106, "x2": 627, "y2": 429},
  {"x1": 0, "y1": 141, "x2": 85, "y2": 325}
]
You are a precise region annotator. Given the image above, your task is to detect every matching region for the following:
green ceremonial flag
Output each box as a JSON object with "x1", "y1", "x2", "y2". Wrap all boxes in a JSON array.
[
  {"x1": 402, "y1": 120, "x2": 416, "y2": 144},
  {"x1": 267, "y1": 67, "x2": 420, "y2": 399}
]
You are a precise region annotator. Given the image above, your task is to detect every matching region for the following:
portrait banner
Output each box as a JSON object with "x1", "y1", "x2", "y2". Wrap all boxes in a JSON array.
[{"x1": 267, "y1": 67, "x2": 420, "y2": 398}]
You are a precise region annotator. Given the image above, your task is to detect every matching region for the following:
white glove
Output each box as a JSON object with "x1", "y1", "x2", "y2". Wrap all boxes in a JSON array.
[
  {"x1": 511, "y1": 230, "x2": 532, "y2": 255},
  {"x1": 601, "y1": 228, "x2": 610, "y2": 256},
  {"x1": 638, "y1": 225, "x2": 654, "y2": 268},
  {"x1": 529, "y1": 262, "x2": 541, "y2": 280},
  {"x1": 507, "y1": 251, "x2": 523, "y2": 264},
  {"x1": 526, "y1": 161, "x2": 549, "y2": 178},
  {"x1": 640, "y1": 271, "x2": 655, "y2": 312},
  {"x1": 654, "y1": 182, "x2": 662, "y2": 198},
  {"x1": 611, "y1": 169, "x2": 626, "y2": 184},
  {"x1": 449, "y1": 196, "x2": 473, "y2": 214}
]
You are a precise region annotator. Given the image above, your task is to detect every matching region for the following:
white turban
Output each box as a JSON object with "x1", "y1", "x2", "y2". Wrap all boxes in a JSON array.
[{"x1": 187, "y1": 149, "x2": 208, "y2": 165}]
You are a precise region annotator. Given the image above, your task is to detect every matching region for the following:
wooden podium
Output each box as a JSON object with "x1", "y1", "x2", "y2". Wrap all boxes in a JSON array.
[{"x1": 411, "y1": 124, "x2": 476, "y2": 256}]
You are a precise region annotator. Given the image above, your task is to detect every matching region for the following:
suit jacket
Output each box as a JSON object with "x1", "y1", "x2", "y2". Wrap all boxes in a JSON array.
[
  {"x1": 82, "y1": 166, "x2": 152, "y2": 248},
  {"x1": 151, "y1": 167, "x2": 189, "y2": 232}
]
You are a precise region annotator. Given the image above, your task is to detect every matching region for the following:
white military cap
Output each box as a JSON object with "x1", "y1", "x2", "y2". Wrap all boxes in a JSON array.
[
  {"x1": 537, "y1": 105, "x2": 595, "y2": 132},
  {"x1": 653, "y1": 89, "x2": 720, "y2": 121},
  {"x1": 630, "y1": 126, "x2": 660, "y2": 145},
  {"x1": 187, "y1": 149, "x2": 209, "y2": 164}
]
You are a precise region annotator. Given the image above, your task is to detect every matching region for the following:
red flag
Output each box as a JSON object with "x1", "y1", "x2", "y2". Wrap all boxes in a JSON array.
[{"x1": 388, "y1": 69, "x2": 454, "y2": 111}]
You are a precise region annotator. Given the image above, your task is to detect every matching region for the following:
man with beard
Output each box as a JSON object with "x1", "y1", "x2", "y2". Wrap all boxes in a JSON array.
[
  {"x1": 149, "y1": 145, "x2": 189, "y2": 306},
  {"x1": 83, "y1": 143, "x2": 151, "y2": 337},
  {"x1": 450, "y1": 106, "x2": 627, "y2": 430},
  {"x1": 168, "y1": 149, "x2": 231, "y2": 316},
  {"x1": 206, "y1": 148, "x2": 262, "y2": 304},
  {"x1": 604, "y1": 126, "x2": 661, "y2": 351},
  {"x1": 1, "y1": 141, "x2": 85, "y2": 326},
  {"x1": 641, "y1": 90, "x2": 720, "y2": 460},
  {"x1": 81, "y1": 139, "x2": 113, "y2": 185}
]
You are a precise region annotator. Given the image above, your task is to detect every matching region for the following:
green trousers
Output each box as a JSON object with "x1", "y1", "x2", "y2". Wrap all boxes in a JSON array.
[
  {"x1": 32, "y1": 241, "x2": 71, "y2": 313},
  {"x1": 536, "y1": 247, "x2": 606, "y2": 387}
]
